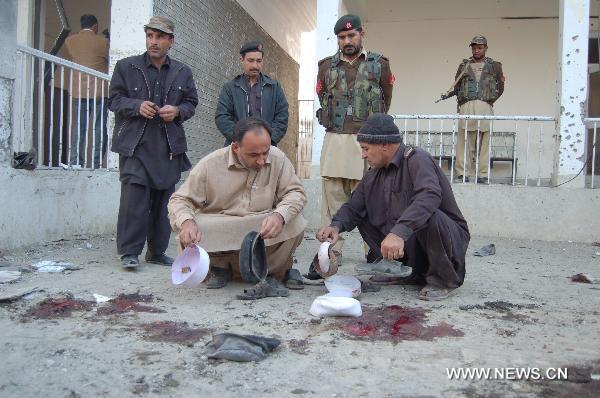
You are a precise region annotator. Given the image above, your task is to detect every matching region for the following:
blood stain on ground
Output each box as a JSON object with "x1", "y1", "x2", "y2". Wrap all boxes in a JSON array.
[
  {"x1": 142, "y1": 321, "x2": 211, "y2": 346},
  {"x1": 25, "y1": 297, "x2": 94, "y2": 319},
  {"x1": 339, "y1": 305, "x2": 463, "y2": 342},
  {"x1": 96, "y1": 293, "x2": 165, "y2": 315}
]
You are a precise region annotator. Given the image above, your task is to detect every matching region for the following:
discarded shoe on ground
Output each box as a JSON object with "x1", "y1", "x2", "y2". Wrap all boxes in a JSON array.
[
  {"x1": 205, "y1": 333, "x2": 281, "y2": 362},
  {"x1": 473, "y1": 243, "x2": 496, "y2": 257}
]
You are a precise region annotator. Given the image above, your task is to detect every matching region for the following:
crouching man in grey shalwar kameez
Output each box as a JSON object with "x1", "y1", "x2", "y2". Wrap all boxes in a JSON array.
[{"x1": 317, "y1": 113, "x2": 470, "y2": 301}]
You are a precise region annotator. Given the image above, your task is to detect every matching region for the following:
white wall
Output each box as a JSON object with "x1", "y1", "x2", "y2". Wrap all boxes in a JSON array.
[{"x1": 235, "y1": 0, "x2": 316, "y2": 63}]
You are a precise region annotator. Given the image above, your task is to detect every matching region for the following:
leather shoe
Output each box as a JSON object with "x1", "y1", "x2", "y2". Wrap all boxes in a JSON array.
[
  {"x1": 144, "y1": 252, "x2": 174, "y2": 266},
  {"x1": 121, "y1": 254, "x2": 139, "y2": 269}
]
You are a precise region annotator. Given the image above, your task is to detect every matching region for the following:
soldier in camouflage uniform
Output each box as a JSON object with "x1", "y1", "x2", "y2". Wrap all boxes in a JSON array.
[
  {"x1": 443, "y1": 35, "x2": 505, "y2": 184},
  {"x1": 307, "y1": 15, "x2": 394, "y2": 278}
]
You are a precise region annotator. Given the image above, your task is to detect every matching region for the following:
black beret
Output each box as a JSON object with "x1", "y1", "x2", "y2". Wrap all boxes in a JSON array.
[
  {"x1": 357, "y1": 113, "x2": 402, "y2": 144},
  {"x1": 334, "y1": 14, "x2": 362, "y2": 35},
  {"x1": 240, "y1": 41, "x2": 264, "y2": 55}
]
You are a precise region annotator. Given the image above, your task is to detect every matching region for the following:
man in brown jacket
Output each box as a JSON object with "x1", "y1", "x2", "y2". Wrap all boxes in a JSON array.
[
  {"x1": 317, "y1": 114, "x2": 470, "y2": 301},
  {"x1": 168, "y1": 118, "x2": 307, "y2": 300},
  {"x1": 64, "y1": 14, "x2": 109, "y2": 168}
]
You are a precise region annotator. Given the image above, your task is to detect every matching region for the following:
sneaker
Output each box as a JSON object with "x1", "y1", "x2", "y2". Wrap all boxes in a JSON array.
[
  {"x1": 454, "y1": 175, "x2": 470, "y2": 183},
  {"x1": 144, "y1": 252, "x2": 174, "y2": 266},
  {"x1": 476, "y1": 177, "x2": 488, "y2": 184}
]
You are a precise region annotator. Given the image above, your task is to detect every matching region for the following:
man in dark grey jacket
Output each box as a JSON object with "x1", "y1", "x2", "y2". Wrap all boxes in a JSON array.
[
  {"x1": 215, "y1": 41, "x2": 289, "y2": 146},
  {"x1": 108, "y1": 16, "x2": 198, "y2": 269}
]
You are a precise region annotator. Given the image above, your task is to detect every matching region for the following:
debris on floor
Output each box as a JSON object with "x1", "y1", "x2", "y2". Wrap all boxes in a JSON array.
[
  {"x1": 0, "y1": 287, "x2": 40, "y2": 303},
  {"x1": 474, "y1": 243, "x2": 496, "y2": 257},
  {"x1": 31, "y1": 261, "x2": 81, "y2": 273},
  {"x1": 570, "y1": 273, "x2": 600, "y2": 284},
  {"x1": 205, "y1": 333, "x2": 281, "y2": 362},
  {"x1": 93, "y1": 294, "x2": 112, "y2": 303},
  {"x1": 0, "y1": 270, "x2": 22, "y2": 283}
]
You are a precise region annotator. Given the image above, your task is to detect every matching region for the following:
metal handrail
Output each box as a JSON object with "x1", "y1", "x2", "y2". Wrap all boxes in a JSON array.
[
  {"x1": 391, "y1": 114, "x2": 555, "y2": 121},
  {"x1": 16, "y1": 44, "x2": 110, "y2": 80}
]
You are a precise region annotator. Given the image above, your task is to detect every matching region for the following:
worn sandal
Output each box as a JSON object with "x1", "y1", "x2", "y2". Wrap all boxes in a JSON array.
[
  {"x1": 418, "y1": 285, "x2": 453, "y2": 301},
  {"x1": 237, "y1": 277, "x2": 289, "y2": 300}
]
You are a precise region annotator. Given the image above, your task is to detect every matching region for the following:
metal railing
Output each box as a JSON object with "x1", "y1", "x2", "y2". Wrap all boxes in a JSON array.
[
  {"x1": 297, "y1": 99, "x2": 314, "y2": 178},
  {"x1": 14, "y1": 45, "x2": 111, "y2": 170},
  {"x1": 391, "y1": 114, "x2": 556, "y2": 186},
  {"x1": 584, "y1": 118, "x2": 600, "y2": 189}
]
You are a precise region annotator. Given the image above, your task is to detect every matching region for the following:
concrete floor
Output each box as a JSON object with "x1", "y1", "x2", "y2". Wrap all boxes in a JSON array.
[{"x1": 0, "y1": 230, "x2": 599, "y2": 397}]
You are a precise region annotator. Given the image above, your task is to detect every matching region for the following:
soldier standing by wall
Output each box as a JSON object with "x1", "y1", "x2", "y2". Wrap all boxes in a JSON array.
[
  {"x1": 307, "y1": 14, "x2": 394, "y2": 279},
  {"x1": 441, "y1": 36, "x2": 505, "y2": 184}
]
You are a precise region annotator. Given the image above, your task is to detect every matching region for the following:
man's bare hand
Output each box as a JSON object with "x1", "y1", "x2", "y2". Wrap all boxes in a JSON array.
[
  {"x1": 139, "y1": 101, "x2": 158, "y2": 119},
  {"x1": 179, "y1": 219, "x2": 201, "y2": 248},
  {"x1": 316, "y1": 225, "x2": 340, "y2": 245},
  {"x1": 380, "y1": 233, "x2": 404, "y2": 260},
  {"x1": 158, "y1": 105, "x2": 180, "y2": 122},
  {"x1": 260, "y1": 212, "x2": 284, "y2": 239}
]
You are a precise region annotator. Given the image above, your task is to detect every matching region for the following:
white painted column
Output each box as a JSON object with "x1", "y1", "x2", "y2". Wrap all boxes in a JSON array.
[
  {"x1": 554, "y1": 0, "x2": 590, "y2": 187},
  {"x1": 107, "y1": 0, "x2": 154, "y2": 168},
  {"x1": 311, "y1": 0, "x2": 347, "y2": 171}
]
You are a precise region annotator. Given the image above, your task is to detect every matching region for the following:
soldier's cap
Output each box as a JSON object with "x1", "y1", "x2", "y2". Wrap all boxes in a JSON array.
[
  {"x1": 334, "y1": 14, "x2": 362, "y2": 35},
  {"x1": 144, "y1": 16, "x2": 175, "y2": 35},
  {"x1": 357, "y1": 113, "x2": 402, "y2": 144},
  {"x1": 240, "y1": 41, "x2": 264, "y2": 55},
  {"x1": 469, "y1": 35, "x2": 487, "y2": 46}
]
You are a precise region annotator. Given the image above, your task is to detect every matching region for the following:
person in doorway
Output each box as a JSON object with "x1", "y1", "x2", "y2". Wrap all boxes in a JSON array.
[
  {"x1": 215, "y1": 41, "x2": 289, "y2": 147},
  {"x1": 168, "y1": 118, "x2": 307, "y2": 299},
  {"x1": 108, "y1": 16, "x2": 199, "y2": 268},
  {"x1": 64, "y1": 14, "x2": 109, "y2": 168},
  {"x1": 441, "y1": 35, "x2": 505, "y2": 184},
  {"x1": 308, "y1": 14, "x2": 394, "y2": 279},
  {"x1": 317, "y1": 114, "x2": 470, "y2": 301}
]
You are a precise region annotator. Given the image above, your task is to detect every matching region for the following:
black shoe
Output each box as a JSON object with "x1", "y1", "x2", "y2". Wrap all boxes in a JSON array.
[
  {"x1": 121, "y1": 254, "x2": 139, "y2": 269},
  {"x1": 455, "y1": 175, "x2": 470, "y2": 183},
  {"x1": 207, "y1": 267, "x2": 232, "y2": 289},
  {"x1": 476, "y1": 177, "x2": 488, "y2": 184},
  {"x1": 144, "y1": 252, "x2": 174, "y2": 266}
]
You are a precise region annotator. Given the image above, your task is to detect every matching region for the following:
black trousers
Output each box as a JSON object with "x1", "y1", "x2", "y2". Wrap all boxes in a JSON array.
[
  {"x1": 358, "y1": 210, "x2": 469, "y2": 289},
  {"x1": 117, "y1": 182, "x2": 174, "y2": 256}
]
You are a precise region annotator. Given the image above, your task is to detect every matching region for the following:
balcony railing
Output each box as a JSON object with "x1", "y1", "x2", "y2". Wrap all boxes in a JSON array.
[
  {"x1": 14, "y1": 45, "x2": 112, "y2": 170},
  {"x1": 391, "y1": 114, "x2": 556, "y2": 186}
]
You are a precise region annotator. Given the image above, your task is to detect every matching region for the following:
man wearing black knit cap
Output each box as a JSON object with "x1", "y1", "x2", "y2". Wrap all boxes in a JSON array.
[
  {"x1": 316, "y1": 114, "x2": 470, "y2": 301},
  {"x1": 215, "y1": 41, "x2": 289, "y2": 146}
]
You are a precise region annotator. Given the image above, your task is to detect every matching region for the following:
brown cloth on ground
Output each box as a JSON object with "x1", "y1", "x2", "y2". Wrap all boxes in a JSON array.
[{"x1": 330, "y1": 144, "x2": 470, "y2": 289}]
